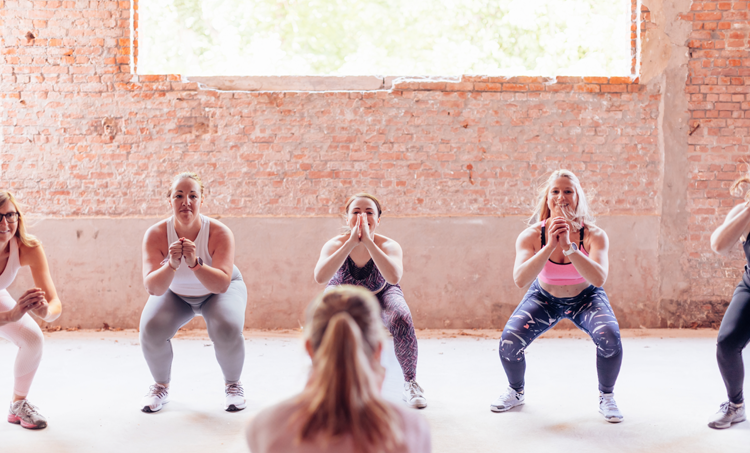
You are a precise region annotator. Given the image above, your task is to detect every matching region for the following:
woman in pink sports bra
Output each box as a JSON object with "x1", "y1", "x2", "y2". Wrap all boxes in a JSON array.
[
  {"x1": 0, "y1": 191, "x2": 62, "y2": 430},
  {"x1": 490, "y1": 170, "x2": 624, "y2": 423}
]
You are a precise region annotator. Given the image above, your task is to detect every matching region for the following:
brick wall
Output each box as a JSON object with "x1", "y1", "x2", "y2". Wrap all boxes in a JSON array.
[
  {"x1": 1, "y1": 1, "x2": 659, "y2": 218},
  {"x1": 684, "y1": 0, "x2": 750, "y2": 325},
  {"x1": 1, "y1": 0, "x2": 746, "y2": 329}
]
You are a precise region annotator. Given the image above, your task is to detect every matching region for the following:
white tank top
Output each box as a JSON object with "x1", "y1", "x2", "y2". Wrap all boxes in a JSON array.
[
  {"x1": 0, "y1": 238, "x2": 21, "y2": 291},
  {"x1": 167, "y1": 214, "x2": 213, "y2": 296}
]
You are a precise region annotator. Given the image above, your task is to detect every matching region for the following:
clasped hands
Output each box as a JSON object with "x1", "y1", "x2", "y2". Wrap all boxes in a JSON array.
[
  {"x1": 11, "y1": 287, "x2": 48, "y2": 322},
  {"x1": 546, "y1": 217, "x2": 574, "y2": 250},
  {"x1": 346, "y1": 214, "x2": 374, "y2": 247},
  {"x1": 166, "y1": 237, "x2": 199, "y2": 269}
]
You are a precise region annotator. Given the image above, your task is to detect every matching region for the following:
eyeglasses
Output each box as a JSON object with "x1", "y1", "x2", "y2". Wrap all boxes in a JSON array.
[{"x1": 0, "y1": 212, "x2": 19, "y2": 224}]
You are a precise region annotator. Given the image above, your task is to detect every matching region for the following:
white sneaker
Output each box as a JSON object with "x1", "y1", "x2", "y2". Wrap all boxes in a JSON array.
[
  {"x1": 140, "y1": 384, "x2": 169, "y2": 413},
  {"x1": 225, "y1": 382, "x2": 246, "y2": 412},
  {"x1": 403, "y1": 380, "x2": 427, "y2": 409},
  {"x1": 490, "y1": 387, "x2": 525, "y2": 412},
  {"x1": 599, "y1": 392, "x2": 623, "y2": 423},
  {"x1": 708, "y1": 401, "x2": 746, "y2": 429}
]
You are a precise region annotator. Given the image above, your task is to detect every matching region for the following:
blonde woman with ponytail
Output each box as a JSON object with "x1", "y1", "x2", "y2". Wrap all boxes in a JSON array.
[
  {"x1": 707, "y1": 171, "x2": 750, "y2": 429},
  {"x1": 0, "y1": 191, "x2": 62, "y2": 429},
  {"x1": 246, "y1": 286, "x2": 431, "y2": 453}
]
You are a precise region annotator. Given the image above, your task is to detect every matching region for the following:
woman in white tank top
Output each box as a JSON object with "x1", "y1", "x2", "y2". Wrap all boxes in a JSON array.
[
  {"x1": 139, "y1": 172, "x2": 248, "y2": 413},
  {"x1": 0, "y1": 191, "x2": 62, "y2": 430}
]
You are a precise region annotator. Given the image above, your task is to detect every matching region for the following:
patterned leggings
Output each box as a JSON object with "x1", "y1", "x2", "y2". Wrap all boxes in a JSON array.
[
  {"x1": 378, "y1": 284, "x2": 418, "y2": 382},
  {"x1": 499, "y1": 280, "x2": 623, "y2": 393},
  {"x1": 328, "y1": 283, "x2": 418, "y2": 381}
]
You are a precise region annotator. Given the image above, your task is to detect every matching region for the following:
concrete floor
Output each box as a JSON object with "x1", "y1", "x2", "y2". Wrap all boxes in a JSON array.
[{"x1": 0, "y1": 329, "x2": 746, "y2": 452}]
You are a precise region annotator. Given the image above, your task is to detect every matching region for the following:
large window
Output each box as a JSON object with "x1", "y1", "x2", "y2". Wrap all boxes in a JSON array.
[{"x1": 139, "y1": 0, "x2": 631, "y2": 76}]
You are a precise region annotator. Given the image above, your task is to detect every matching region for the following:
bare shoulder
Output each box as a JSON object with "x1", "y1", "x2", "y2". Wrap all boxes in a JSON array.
[
  {"x1": 375, "y1": 234, "x2": 401, "y2": 250},
  {"x1": 517, "y1": 223, "x2": 541, "y2": 245},
  {"x1": 207, "y1": 217, "x2": 233, "y2": 240},
  {"x1": 325, "y1": 233, "x2": 348, "y2": 248},
  {"x1": 145, "y1": 219, "x2": 168, "y2": 239},
  {"x1": 584, "y1": 223, "x2": 609, "y2": 250},
  {"x1": 726, "y1": 202, "x2": 749, "y2": 220},
  {"x1": 18, "y1": 240, "x2": 45, "y2": 265},
  {"x1": 143, "y1": 219, "x2": 169, "y2": 251},
  {"x1": 585, "y1": 223, "x2": 608, "y2": 241}
]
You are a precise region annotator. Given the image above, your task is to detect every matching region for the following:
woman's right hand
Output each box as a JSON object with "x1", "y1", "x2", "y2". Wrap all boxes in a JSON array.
[
  {"x1": 546, "y1": 217, "x2": 569, "y2": 250},
  {"x1": 9, "y1": 288, "x2": 45, "y2": 322},
  {"x1": 346, "y1": 214, "x2": 362, "y2": 247},
  {"x1": 168, "y1": 239, "x2": 184, "y2": 269}
]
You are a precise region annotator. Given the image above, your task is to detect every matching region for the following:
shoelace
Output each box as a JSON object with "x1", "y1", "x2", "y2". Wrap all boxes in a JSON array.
[
  {"x1": 15, "y1": 401, "x2": 40, "y2": 418},
  {"x1": 226, "y1": 383, "x2": 244, "y2": 397},
  {"x1": 718, "y1": 401, "x2": 738, "y2": 415},
  {"x1": 600, "y1": 395, "x2": 619, "y2": 412},
  {"x1": 147, "y1": 384, "x2": 168, "y2": 399},
  {"x1": 406, "y1": 381, "x2": 423, "y2": 397}
]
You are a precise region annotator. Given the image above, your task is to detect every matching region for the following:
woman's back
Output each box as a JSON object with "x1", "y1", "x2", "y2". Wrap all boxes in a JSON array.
[{"x1": 247, "y1": 398, "x2": 431, "y2": 453}]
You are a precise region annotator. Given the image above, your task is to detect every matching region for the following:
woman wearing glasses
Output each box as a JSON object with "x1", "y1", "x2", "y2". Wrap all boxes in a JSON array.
[{"x1": 0, "y1": 191, "x2": 62, "y2": 429}]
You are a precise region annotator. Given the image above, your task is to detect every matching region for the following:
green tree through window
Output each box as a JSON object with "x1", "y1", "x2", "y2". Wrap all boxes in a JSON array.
[{"x1": 139, "y1": 0, "x2": 631, "y2": 76}]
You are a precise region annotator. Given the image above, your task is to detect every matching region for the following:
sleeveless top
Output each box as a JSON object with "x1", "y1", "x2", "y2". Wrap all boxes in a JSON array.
[
  {"x1": 168, "y1": 214, "x2": 213, "y2": 296},
  {"x1": 0, "y1": 238, "x2": 21, "y2": 291},
  {"x1": 328, "y1": 256, "x2": 388, "y2": 294},
  {"x1": 538, "y1": 219, "x2": 590, "y2": 286}
]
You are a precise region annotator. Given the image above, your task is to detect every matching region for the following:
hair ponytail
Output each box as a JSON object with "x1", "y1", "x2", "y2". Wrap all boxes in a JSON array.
[{"x1": 294, "y1": 287, "x2": 403, "y2": 453}]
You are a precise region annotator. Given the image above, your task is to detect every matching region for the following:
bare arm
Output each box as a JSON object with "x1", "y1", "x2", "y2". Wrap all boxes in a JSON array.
[
  {"x1": 314, "y1": 235, "x2": 356, "y2": 284},
  {"x1": 21, "y1": 244, "x2": 62, "y2": 322},
  {"x1": 565, "y1": 227, "x2": 609, "y2": 287},
  {"x1": 184, "y1": 220, "x2": 235, "y2": 294},
  {"x1": 363, "y1": 236, "x2": 403, "y2": 284},
  {"x1": 513, "y1": 227, "x2": 554, "y2": 288},
  {"x1": 711, "y1": 202, "x2": 750, "y2": 255},
  {"x1": 142, "y1": 223, "x2": 178, "y2": 296}
]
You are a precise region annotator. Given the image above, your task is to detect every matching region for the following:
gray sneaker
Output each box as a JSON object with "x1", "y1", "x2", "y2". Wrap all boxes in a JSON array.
[
  {"x1": 140, "y1": 383, "x2": 169, "y2": 413},
  {"x1": 8, "y1": 400, "x2": 47, "y2": 429},
  {"x1": 403, "y1": 380, "x2": 427, "y2": 409},
  {"x1": 599, "y1": 392, "x2": 623, "y2": 423},
  {"x1": 225, "y1": 382, "x2": 246, "y2": 412},
  {"x1": 490, "y1": 387, "x2": 525, "y2": 412},
  {"x1": 708, "y1": 401, "x2": 746, "y2": 429}
]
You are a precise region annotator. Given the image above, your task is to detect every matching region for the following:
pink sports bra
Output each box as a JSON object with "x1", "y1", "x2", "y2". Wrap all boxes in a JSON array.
[{"x1": 537, "y1": 219, "x2": 589, "y2": 286}]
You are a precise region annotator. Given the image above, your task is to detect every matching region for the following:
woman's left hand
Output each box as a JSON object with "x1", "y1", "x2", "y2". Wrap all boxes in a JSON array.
[
  {"x1": 181, "y1": 238, "x2": 198, "y2": 267},
  {"x1": 30, "y1": 297, "x2": 49, "y2": 320},
  {"x1": 360, "y1": 214, "x2": 373, "y2": 244},
  {"x1": 550, "y1": 216, "x2": 572, "y2": 249}
]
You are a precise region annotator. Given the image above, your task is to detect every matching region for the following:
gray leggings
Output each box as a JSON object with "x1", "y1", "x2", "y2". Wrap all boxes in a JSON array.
[{"x1": 139, "y1": 266, "x2": 247, "y2": 384}]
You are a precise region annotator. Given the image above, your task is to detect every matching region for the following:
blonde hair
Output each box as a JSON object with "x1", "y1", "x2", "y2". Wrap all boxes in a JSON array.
[
  {"x1": 730, "y1": 170, "x2": 750, "y2": 201},
  {"x1": 293, "y1": 286, "x2": 403, "y2": 453},
  {"x1": 345, "y1": 193, "x2": 383, "y2": 218},
  {"x1": 0, "y1": 191, "x2": 40, "y2": 248},
  {"x1": 529, "y1": 170, "x2": 595, "y2": 232},
  {"x1": 166, "y1": 172, "x2": 204, "y2": 198}
]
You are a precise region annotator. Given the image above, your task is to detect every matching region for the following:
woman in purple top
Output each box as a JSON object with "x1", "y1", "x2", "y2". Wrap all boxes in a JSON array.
[{"x1": 314, "y1": 193, "x2": 426, "y2": 408}]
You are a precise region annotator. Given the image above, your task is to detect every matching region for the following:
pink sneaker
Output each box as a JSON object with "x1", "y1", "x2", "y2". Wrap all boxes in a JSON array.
[{"x1": 8, "y1": 400, "x2": 47, "y2": 429}]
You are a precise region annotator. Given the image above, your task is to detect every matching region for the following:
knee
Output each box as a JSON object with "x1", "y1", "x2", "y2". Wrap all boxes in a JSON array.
[
  {"x1": 18, "y1": 325, "x2": 44, "y2": 353},
  {"x1": 499, "y1": 330, "x2": 525, "y2": 362},
  {"x1": 140, "y1": 315, "x2": 173, "y2": 343},
  {"x1": 593, "y1": 325, "x2": 622, "y2": 358},
  {"x1": 208, "y1": 318, "x2": 243, "y2": 345},
  {"x1": 717, "y1": 331, "x2": 742, "y2": 355}
]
